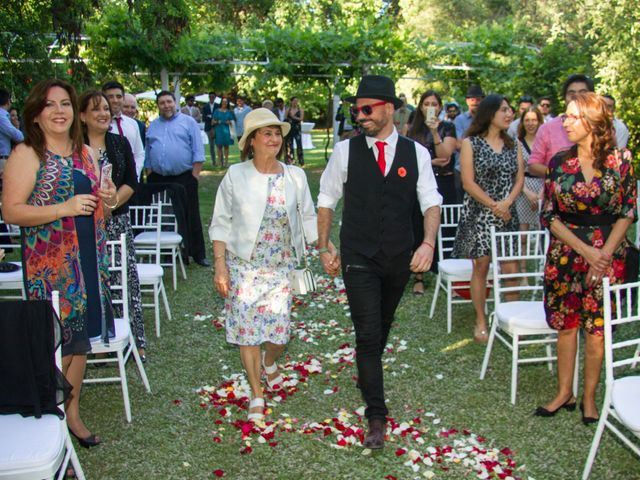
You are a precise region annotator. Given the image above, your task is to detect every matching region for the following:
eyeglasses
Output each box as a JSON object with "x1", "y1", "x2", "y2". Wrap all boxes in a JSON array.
[
  {"x1": 350, "y1": 101, "x2": 387, "y2": 117},
  {"x1": 539, "y1": 103, "x2": 551, "y2": 108},
  {"x1": 560, "y1": 113, "x2": 583, "y2": 124}
]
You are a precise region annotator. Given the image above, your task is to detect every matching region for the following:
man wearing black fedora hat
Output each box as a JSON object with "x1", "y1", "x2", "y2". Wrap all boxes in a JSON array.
[{"x1": 316, "y1": 75, "x2": 442, "y2": 449}]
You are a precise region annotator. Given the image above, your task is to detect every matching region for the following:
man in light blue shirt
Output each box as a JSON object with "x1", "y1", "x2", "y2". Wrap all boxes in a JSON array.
[
  {"x1": 453, "y1": 85, "x2": 484, "y2": 201},
  {"x1": 0, "y1": 88, "x2": 23, "y2": 159},
  {"x1": 145, "y1": 90, "x2": 209, "y2": 266}
]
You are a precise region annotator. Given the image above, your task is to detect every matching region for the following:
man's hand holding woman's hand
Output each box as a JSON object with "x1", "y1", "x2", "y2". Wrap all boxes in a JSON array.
[{"x1": 320, "y1": 241, "x2": 341, "y2": 276}]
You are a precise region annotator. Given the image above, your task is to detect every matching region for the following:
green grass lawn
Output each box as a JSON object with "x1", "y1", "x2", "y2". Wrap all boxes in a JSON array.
[{"x1": 76, "y1": 131, "x2": 639, "y2": 479}]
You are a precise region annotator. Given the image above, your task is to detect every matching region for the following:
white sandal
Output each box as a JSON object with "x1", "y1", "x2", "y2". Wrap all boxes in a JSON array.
[
  {"x1": 247, "y1": 397, "x2": 265, "y2": 422},
  {"x1": 261, "y1": 351, "x2": 284, "y2": 391}
]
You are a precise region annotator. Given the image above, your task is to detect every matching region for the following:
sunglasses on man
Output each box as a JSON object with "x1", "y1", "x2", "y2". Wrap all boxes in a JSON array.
[{"x1": 350, "y1": 101, "x2": 387, "y2": 117}]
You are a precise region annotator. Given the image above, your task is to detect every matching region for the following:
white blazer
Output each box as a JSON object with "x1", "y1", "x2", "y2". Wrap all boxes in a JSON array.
[{"x1": 209, "y1": 160, "x2": 318, "y2": 262}]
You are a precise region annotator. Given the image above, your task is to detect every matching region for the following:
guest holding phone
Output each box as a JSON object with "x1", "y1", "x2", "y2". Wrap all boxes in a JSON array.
[{"x1": 79, "y1": 90, "x2": 146, "y2": 361}]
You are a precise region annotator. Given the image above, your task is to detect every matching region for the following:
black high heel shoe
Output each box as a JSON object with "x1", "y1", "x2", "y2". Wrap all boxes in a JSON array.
[
  {"x1": 70, "y1": 429, "x2": 102, "y2": 448},
  {"x1": 534, "y1": 396, "x2": 577, "y2": 417},
  {"x1": 579, "y1": 402, "x2": 599, "y2": 425}
]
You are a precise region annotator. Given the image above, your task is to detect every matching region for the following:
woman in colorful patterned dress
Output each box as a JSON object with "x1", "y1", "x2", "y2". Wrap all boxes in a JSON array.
[
  {"x1": 79, "y1": 90, "x2": 145, "y2": 360},
  {"x1": 2, "y1": 79, "x2": 118, "y2": 448},
  {"x1": 536, "y1": 93, "x2": 636, "y2": 422},
  {"x1": 210, "y1": 108, "x2": 323, "y2": 422},
  {"x1": 452, "y1": 94, "x2": 524, "y2": 343}
]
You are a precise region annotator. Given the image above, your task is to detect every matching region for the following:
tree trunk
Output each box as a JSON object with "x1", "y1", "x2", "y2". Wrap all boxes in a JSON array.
[{"x1": 160, "y1": 67, "x2": 169, "y2": 90}]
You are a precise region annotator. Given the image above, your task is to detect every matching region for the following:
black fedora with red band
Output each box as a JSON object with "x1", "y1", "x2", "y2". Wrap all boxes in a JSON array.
[{"x1": 345, "y1": 75, "x2": 403, "y2": 110}]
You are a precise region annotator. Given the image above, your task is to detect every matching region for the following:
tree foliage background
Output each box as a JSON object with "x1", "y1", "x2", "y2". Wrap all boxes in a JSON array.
[{"x1": 1, "y1": 0, "x2": 639, "y2": 147}]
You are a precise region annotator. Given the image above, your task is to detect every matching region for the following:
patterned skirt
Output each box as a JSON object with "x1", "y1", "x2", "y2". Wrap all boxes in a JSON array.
[{"x1": 106, "y1": 212, "x2": 146, "y2": 349}]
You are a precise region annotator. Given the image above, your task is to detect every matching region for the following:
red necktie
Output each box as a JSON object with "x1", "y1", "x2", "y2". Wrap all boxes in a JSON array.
[
  {"x1": 115, "y1": 116, "x2": 124, "y2": 136},
  {"x1": 375, "y1": 141, "x2": 386, "y2": 175}
]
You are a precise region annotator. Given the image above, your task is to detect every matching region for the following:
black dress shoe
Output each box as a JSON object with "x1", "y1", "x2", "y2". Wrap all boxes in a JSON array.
[
  {"x1": 194, "y1": 258, "x2": 211, "y2": 267},
  {"x1": 363, "y1": 418, "x2": 385, "y2": 449},
  {"x1": 534, "y1": 397, "x2": 577, "y2": 417},
  {"x1": 580, "y1": 402, "x2": 599, "y2": 425},
  {"x1": 70, "y1": 430, "x2": 101, "y2": 448}
]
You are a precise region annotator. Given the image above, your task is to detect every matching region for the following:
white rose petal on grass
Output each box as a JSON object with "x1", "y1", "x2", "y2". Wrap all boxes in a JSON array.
[
  {"x1": 435, "y1": 374, "x2": 443, "y2": 380},
  {"x1": 182, "y1": 462, "x2": 190, "y2": 468}
]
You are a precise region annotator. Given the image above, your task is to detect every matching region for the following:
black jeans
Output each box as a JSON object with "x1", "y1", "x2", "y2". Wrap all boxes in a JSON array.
[{"x1": 341, "y1": 248, "x2": 412, "y2": 420}]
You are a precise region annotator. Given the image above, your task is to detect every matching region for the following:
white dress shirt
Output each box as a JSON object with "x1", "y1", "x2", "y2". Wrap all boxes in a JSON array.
[
  {"x1": 613, "y1": 118, "x2": 629, "y2": 148},
  {"x1": 318, "y1": 129, "x2": 442, "y2": 214},
  {"x1": 110, "y1": 114, "x2": 145, "y2": 178}
]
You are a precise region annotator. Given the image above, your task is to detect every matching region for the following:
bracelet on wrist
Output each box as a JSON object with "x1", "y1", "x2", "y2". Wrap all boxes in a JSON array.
[
  {"x1": 104, "y1": 194, "x2": 119, "y2": 210},
  {"x1": 214, "y1": 253, "x2": 225, "y2": 260},
  {"x1": 317, "y1": 247, "x2": 330, "y2": 254},
  {"x1": 434, "y1": 140, "x2": 442, "y2": 146},
  {"x1": 422, "y1": 241, "x2": 435, "y2": 250}
]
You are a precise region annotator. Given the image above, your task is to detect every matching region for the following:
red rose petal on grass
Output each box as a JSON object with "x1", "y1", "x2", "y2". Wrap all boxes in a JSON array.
[
  {"x1": 218, "y1": 408, "x2": 228, "y2": 417},
  {"x1": 269, "y1": 441, "x2": 278, "y2": 447},
  {"x1": 214, "y1": 420, "x2": 223, "y2": 425},
  {"x1": 336, "y1": 438, "x2": 347, "y2": 447},
  {"x1": 500, "y1": 447, "x2": 513, "y2": 456},
  {"x1": 384, "y1": 476, "x2": 397, "y2": 480},
  {"x1": 395, "y1": 448, "x2": 407, "y2": 457},
  {"x1": 174, "y1": 399, "x2": 183, "y2": 406},
  {"x1": 240, "y1": 445, "x2": 253, "y2": 455},
  {"x1": 212, "y1": 436, "x2": 222, "y2": 443},
  {"x1": 213, "y1": 469, "x2": 224, "y2": 477}
]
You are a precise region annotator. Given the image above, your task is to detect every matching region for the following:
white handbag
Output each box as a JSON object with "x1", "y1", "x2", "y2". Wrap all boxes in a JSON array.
[{"x1": 285, "y1": 166, "x2": 317, "y2": 295}]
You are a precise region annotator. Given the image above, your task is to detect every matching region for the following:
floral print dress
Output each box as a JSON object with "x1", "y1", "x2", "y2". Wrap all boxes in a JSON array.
[
  {"x1": 224, "y1": 173, "x2": 296, "y2": 346},
  {"x1": 541, "y1": 148, "x2": 636, "y2": 335}
]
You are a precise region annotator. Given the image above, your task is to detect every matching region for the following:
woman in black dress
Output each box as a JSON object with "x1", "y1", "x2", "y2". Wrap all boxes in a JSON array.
[
  {"x1": 79, "y1": 90, "x2": 146, "y2": 360},
  {"x1": 407, "y1": 90, "x2": 457, "y2": 294}
]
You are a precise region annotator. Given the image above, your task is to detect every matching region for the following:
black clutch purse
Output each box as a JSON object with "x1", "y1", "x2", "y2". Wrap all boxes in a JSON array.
[{"x1": 0, "y1": 262, "x2": 21, "y2": 273}]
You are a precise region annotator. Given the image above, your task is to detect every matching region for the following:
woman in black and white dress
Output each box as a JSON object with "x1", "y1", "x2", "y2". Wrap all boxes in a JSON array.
[
  {"x1": 80, "y1": 90, "x2": 146, "y2": 360},
  {"x1": 452, "y1": 94, "x2": 524, "y2": 343}
]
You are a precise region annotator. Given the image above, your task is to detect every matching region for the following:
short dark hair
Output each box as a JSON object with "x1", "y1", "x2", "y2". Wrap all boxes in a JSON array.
[
  {"x1": 561, "y1": 74, "x2": 594, "y2": 98},
  {"x1": 186, "y1": 94, "x2": 195, "y2": 102},
  {"x1": 601, "y1": 93, "x2": 615, "y2": 105},
  {"x1": 538, "y1": 95, "x2": 552, "y2": 104},
  {"x1": 101, "y1": 80, "x2": 125, "y2": 95},
  {"x1": 208, "y1": 91, "x2": 216, "y2": 96},
  {"x1": 518, "y1": 95, "x2": 534, "y2": 104},
  {"x1": 0, "y1": 88, "x2": 10, "y2": 106},
  {"x1": 156, "y1": 90, "x2": 174, "y2": 103}
]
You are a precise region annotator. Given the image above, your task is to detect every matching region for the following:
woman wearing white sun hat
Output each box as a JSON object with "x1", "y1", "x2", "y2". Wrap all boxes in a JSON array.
[{"x1": 209, "y1": 108, "x2": 329, "y2": 422}]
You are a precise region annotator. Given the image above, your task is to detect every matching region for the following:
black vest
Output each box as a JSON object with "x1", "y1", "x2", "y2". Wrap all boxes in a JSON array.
[{"x1": 340, "y1": 134, "x2": 419, "y2": 257}]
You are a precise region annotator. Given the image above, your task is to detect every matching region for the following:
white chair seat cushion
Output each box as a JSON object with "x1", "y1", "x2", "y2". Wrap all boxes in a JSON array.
[
  {"x1": 611, "y1": 376, "x2": 640, "y2": 433},
  {"x1": 0, "y1": 262, "x2": 24, "y2": 284},
  {"x1": 135, "y1": 232, "x2": 182, "y2": 246},
  {"x1": 439, "y1": 259, "x2": 473, "y2": 279},
  {"x1": 0, "y1": 414, "x2": 65, "y2": 471},
  {"x1": 137, "y1": 263, "x2": 164, "y2": 282},
  {"x1": 90, "y1": 316, "x2": 131, "y2": 354},
  {"x1": 496, "y1": 301, "x2": 556, "y2": 334}
]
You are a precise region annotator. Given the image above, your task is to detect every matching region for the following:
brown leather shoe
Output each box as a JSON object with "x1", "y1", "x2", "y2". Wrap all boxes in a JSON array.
[{"x1": 363, "y1": 418, "x2": 385, "y2": 449}]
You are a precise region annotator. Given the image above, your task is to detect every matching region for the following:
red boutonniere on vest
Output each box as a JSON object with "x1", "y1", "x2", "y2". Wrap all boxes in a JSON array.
[{"x1": 397, "y1": 167, "x2": 407, "y2": 178}]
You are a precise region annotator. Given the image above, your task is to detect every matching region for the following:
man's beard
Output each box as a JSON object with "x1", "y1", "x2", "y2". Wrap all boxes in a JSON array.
[{"x1": 359, "y1": 117, "x2": 386, "y2": 137}]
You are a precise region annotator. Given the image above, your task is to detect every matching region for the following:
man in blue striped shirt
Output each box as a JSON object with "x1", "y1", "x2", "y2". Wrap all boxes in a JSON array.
[
  {"x1": 0, "y1": 88, "x2": 23, "y2": 161},
  {"x1": 145, "y1": 90, "x2": 209, "y2": 267}
]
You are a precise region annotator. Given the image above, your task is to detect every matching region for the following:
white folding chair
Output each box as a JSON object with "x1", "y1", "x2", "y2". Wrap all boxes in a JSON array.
[
  {"x1": 130, "y1": 205, "x2": 172, "y2": 337},
  {"x1": 582, "y1": 278, "x2": 640, "y2": 479},
  {"x1": 429, "y1": 204, "x2": 493, "y2": 333},
  {"x1": 134, "y1": 190, "x2": 186, "y2": 291},
  {"x1": 84, "y1": 234, "x2": 151, "y2": 423},
  {"x1": 0, "y1": 291, "x2": 86, "y2": 480},
  {"x1": 480, "y1": 227, "x2": 560, "y2": 404},
  {"x1": 0, "y1": 216, "x2": 26, "y2": 300}
]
